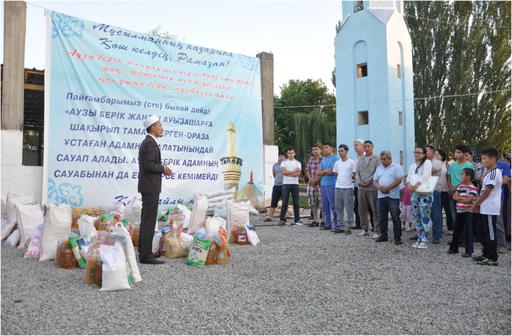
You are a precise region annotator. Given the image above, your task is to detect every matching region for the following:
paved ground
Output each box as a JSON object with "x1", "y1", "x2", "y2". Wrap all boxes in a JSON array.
[{"x1": 1, "y1": 215, "x2": 510, "y2": 335}]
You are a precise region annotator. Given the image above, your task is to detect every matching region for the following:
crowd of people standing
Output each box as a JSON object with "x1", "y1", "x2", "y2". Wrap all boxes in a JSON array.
[{"x1": 265, "y1": 141, "x2": 511, "y2": 267}]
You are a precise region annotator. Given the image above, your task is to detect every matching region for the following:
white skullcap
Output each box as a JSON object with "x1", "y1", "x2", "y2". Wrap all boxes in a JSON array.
[
  {"x1": 354, "y1": 139, "x2": 364, "y2": 144},
  {"x1": 143, "y1": 115, "x2": 159, "y2": 129}
]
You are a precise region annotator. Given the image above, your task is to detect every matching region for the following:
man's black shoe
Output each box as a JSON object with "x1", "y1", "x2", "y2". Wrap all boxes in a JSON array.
[
  {"x1": 394, "y1": 240, "x2": 402, "y2": 245},
  {"x1": 308, "y1": 221, "x2": 319, "y2": 228},
  {"x1": 333, "y1": 228, "x2": 344, "y2": 234},
  {"x1": 409, "y1": 235, "x2": 418, "y2": 240},
  {"x1": 139, "y1": 256, "x2": 165, "y2": 265},
  {"x1": 152, "y1": 252, "x2": 161, "y2": 259},
  {"x1": 376, "y1": 237, "x2": 388, "y2": 242}
]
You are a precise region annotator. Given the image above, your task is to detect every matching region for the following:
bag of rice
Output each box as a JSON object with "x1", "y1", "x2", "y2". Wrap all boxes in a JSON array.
[
  {"x1": 186, "y1": 236, "x2": 211, "y2": 266},
  {"x1": 15, "y1": 203, "x2": 44, "y2": 249},
  {"x1": 99, "y1": 242, "x2": 131, "y2": 291},
  {"x1": 39, "y1": 203, "x2": 72, "y2": 261},
  {"x1": 2, "y1": 192, "x2": 35, "y2": 240}
]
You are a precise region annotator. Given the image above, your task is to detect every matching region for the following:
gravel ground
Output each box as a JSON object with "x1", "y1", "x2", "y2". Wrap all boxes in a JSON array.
[{"x1": 1, "y1": 215, "x2": 510, "y2": 335}]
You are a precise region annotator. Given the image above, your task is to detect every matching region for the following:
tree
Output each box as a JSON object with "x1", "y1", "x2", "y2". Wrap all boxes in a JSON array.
[
  {"x1": 274, "y1": 79, "x2": 336, "y2": 163},
  {"x1": 405, "y1": 1, "x2": 511, "y2": 154}
]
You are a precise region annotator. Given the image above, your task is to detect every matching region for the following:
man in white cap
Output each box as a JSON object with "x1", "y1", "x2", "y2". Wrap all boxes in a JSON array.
[{"x1": 138, "y1": 115, "x2": 172, "y2": 264}]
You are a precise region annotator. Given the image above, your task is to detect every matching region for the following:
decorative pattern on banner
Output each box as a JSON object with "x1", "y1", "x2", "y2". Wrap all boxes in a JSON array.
[{"x1": 46, "y1": 11, "x2": 263, "y2": 208}]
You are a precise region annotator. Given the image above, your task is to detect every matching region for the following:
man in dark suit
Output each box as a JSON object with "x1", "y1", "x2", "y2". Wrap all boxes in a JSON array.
[{"x1": 138, "y1": 115, "x2": 172, "y2": 264}]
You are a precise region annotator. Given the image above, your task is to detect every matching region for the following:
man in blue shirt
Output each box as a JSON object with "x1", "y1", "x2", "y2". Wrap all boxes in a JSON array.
[
  {"x1": 318, "y1": 143, "x2": 339, "y2": 230},
  {"x1": 373, "y1": 150, "x2": 404, "y2": 244}
]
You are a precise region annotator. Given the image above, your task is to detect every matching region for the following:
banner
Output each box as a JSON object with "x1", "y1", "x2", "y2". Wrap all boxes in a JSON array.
[{"x1": 44, "y1": 11, "x2": 263, "y2": 208}]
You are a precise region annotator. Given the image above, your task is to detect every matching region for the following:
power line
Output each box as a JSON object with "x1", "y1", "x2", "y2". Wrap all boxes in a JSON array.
[{"x1": 274, "y1": 89, "x2": 509, "y2": 109}]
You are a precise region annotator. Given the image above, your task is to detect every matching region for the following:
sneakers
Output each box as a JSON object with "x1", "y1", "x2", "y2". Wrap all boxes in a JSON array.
[
  {"x1": 412, "y1": 241, "x2": 420, "y2": 248},
  {"x1": 447, "y1": 249, "x2": 458, "y2": 254},
  {"x1": 394, "y1": 240, "x2": 403, "y2": 245},
  {"x1": 320, "y1": 226, "x2": 331, "y2": 231},
  {"x1": 371, "y1": 233, "x2": 380, "y2": 239},
  {"x1": 446, "y1": 231, "x2": 453, "y2": 236},
  {"x1": 294, "y1": 221, "x2": 304, "y2": 226},
  {"x1": 405, "y1": 226, "x2": 413, "y2": 232},
  {"x1": 308, "y1": 221, "x2": 319, "y2": 227},
  {"x1": 376, "y1": 236, "x2": 388, "y2": 242},
  {"x1": 417, "y1": 242, "x2": 428, "y2": 249},
  {"x1": 477, "y1": 258, "x2": 499, "y2": 266},
  {"x1": 358, "y1": 230, "x2": 369, "y2": 236},
  {"x1": 432, "y1": 239, "x2": 441, "y2": 244},
  {"x1": 461, "y1": 253, "x2": 471, "y2": 258},
  {"x1": 333, "y1": 228, "x2": 345, "y2": 234},
  {"x1": 345, "y1": 229, "x2": 352, "y2": 235}
]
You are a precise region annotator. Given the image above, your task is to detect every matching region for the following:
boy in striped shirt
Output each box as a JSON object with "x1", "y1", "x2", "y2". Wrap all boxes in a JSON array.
[
  {"x1": 472, "y1": 148, "x2": 503, "y2": 266},
  {"x1": 448, "y1": 168, "x2": 478, "y2": 257}
]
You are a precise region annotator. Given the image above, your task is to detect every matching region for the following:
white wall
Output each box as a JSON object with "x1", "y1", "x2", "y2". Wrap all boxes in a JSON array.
[{"x1": 1, "y1": 130, "x2": 43, "y2": 203}]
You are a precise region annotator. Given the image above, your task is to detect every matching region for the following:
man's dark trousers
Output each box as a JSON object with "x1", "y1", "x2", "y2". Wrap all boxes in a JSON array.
[
  {"x1": 378, "y1": 197, "x2": 401, "y2": 241},
  {"x1": 139, "y1": 193, "x2": 159, "y2": 257}
]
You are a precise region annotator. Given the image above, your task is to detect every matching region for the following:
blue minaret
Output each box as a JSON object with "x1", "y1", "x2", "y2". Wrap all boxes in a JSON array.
[{"x1": 335, "y1": 0, "x2": 415, "y2": 169}]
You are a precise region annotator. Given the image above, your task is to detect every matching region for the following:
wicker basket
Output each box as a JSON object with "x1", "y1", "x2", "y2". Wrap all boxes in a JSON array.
[{"x1": 56, "y1": 240, "x2": 77, "y2": 269}]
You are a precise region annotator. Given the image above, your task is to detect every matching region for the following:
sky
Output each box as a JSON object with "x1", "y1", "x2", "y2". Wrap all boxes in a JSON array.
[{"x1": 0, "y1": 0, "x2": 342, "y2": 96}]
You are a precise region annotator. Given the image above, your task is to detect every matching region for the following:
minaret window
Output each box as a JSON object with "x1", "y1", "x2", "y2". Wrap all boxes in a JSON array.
[
  {"x1": 357, "y1": 63, "x2": 367, "y2": 77},
  {"x1": 397, "y1": 64, "x2": 401, "y2": 78},
  {"x1": 358, "y1": 111, "x2": 369, "y2": 125},
  {"x1": 354, "y1": 1, "x2": 364, "y2": 12},
  {"x1": 399, "y1": 111, "x2": 403, "y2": 125},
  {"x1": 400, "y1": 151, "x2": 404, "y2": 165}
]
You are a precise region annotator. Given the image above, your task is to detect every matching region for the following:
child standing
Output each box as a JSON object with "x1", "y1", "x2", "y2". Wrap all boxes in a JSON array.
[
  {"x1": 448, "y1": 168, "x2": 478, "y2": 257},
  {"x1": 400, "y1": 184, "x2": 413, "y2": 231},
  {"x1": 472, "y1": 148, "x2": 503, "y2": 266}
]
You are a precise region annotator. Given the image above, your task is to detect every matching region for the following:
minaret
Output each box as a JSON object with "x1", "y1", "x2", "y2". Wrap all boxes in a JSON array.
[
  {"x1": 220, "y1": 122, "x2": 243, "y2": 190},
  {"x1": 335, "y1": 0, "x2": 415, "y2": 169}
]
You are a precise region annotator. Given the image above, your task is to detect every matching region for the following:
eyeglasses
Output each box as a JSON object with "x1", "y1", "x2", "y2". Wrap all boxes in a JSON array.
[{"x1": 414, "y1": 151, "x2": 424, "y2": 154}]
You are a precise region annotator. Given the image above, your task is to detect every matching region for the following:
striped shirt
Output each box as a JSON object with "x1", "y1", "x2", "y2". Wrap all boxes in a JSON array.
[{"x1": 455, "y1": 183, "x2": 478, "y2": 213}]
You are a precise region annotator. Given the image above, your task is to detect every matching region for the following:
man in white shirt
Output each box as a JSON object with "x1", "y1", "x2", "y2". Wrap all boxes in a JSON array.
[
  {"x1": 473, "y1": 148, "x2": 503, "y2": 266},
  {"x1": 333, "y1": 144, "x2": 356, "y2": 234},
  {"x1": 279, "y1": 147, "x2": 302, "y2": 226}
]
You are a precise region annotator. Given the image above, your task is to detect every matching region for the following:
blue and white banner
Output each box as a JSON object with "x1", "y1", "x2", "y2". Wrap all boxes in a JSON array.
[{"x1": 43, "y1": 11, "x2": 263, "y2": 208}]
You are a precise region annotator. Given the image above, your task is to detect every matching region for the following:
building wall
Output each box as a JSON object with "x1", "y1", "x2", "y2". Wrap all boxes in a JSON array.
[
  {"x1": 1, "y1": 130, "x2": 44, "y2": 203},
  {"x1": 335, "y1": 3, "x2": 414, "y2": 169}
]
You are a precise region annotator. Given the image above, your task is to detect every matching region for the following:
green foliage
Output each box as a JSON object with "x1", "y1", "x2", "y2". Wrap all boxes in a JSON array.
[
  {"x1": 405, "y1": 1, "x2": 511, "y2": 154},
  {"x1": 292, "y1": 110, "x2": 336, "y2": 165},
  {"x1": 274, "y1": 79, "x2": 336, "y2": 162}
]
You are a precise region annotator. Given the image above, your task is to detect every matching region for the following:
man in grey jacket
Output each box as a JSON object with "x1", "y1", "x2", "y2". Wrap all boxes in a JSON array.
[{"x1": 356, "y1": 140, "x2": 380, "y2": 238}]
